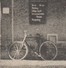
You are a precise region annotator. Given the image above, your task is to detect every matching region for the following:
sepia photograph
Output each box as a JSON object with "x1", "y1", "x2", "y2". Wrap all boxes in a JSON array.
[{"x1": 0, "y1": 0, "x2": 66, "y2": 67}]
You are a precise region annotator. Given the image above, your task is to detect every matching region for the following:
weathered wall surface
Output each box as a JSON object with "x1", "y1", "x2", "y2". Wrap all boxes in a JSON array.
[
  {"x1": 1, "y1": 0, "x2": 66, "y2": 46},
  {"x1": 14, "y1": 0, "x2": 66, "y2": 41},
  {"x1": 1, "y1": 0, "x2": 12, "y2": 59},
  {"x1": 0, "y1": 2, "x2": 1, "y2": 35}
]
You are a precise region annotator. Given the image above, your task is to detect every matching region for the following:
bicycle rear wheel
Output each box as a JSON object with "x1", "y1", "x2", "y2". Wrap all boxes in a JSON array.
[
  {"x1": 8, "y1": 41, "x2": 28, "y2": 60},
  {"x1": 39, "y1": 41, "x2": 58, "y2": 60}
]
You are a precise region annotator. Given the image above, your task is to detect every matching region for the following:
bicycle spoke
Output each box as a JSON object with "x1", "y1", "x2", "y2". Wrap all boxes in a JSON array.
[
  {"x1": 13, "y1": 52, "x2": 17, "y2": 59},
  {"x1": 16, "y1": 44, "x2": 19, "y2": 51}
]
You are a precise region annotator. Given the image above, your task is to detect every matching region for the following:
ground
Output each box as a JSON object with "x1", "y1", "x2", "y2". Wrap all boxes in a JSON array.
[{"x1": 0, "y1": 60, "x2": 66, "y2": 68}]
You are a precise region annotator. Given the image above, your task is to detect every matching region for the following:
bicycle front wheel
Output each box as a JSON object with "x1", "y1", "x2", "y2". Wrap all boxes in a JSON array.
[
  {"x1": 39, "y1": 41, "x2": 58, "y2": 60},
  {"x1": 8, "y1": 41, "x2": 28, "y2": 60}
]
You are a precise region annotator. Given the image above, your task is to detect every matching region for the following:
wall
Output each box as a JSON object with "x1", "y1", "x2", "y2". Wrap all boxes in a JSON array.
[
  {"x1": 13, "y1": 0, "x2": 66, "y2": 41},
  {"x1": 1, "y1": 0, "x2": 12, "y2": 59},
  {"x1": 0, "y1": 1, "x2": 1, "y2": 58}
]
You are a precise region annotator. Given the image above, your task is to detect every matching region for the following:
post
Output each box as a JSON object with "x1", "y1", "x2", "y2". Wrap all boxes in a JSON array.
[{"x1": 12, "y1": 0, "x2": 14, "y2": 42}]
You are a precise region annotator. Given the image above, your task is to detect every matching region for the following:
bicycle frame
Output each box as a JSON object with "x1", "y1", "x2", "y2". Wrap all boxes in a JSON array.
[
  {"x1": 25, "y1": 40, "x2": 43, "y2": 59},
  {"x1": 16, "y1": 30, "x2": 44, "y2": 59},
  {"x1": 19, "y1": 30, "x2": 27, "y2": 51}
]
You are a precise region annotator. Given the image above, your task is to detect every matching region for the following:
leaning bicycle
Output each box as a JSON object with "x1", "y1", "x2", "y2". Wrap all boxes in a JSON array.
[{"x1": 8, "y1": 30, "x2": 58, "y2": 60}]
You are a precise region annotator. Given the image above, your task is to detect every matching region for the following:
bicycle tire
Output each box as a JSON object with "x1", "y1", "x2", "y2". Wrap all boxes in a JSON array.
[
  {"x1": 8, "y1": 41, "x2": 28, "y2": 60},
  {"x1": 39, "y1": 41, "x2": 58, "y2": 60}
]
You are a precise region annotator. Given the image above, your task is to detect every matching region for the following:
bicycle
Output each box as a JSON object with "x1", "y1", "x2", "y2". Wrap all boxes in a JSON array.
[{"x1": 8, "y1": 30, "x2": 58, "y2": 60}]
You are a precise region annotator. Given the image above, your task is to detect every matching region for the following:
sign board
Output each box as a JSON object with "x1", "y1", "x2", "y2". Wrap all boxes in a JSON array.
[
  {"x1": 29, "y1": 1, "x2": 47, "y2": 24},
  {"x1": 3, "y1": 7, "x2": 9, "y2": 14}
]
